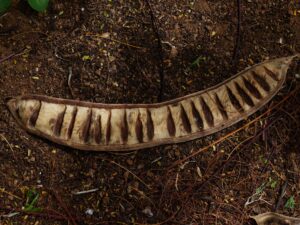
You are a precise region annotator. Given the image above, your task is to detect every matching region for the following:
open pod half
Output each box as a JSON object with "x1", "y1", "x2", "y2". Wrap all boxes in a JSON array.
[
  {"x1": 250, "y1": 212, "x2": 300, "y2": 225},
  {"x1": 7, "y1": 55, "x2": 298, "y2": 151}
]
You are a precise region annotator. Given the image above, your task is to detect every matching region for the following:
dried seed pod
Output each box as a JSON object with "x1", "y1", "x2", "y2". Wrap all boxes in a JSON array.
[
  {"x1": 250, "y1": 212, "x2": 300, "y2": 225},
  {"x1": 7, "y1": 55, "x2": 297, "y2": 151}
]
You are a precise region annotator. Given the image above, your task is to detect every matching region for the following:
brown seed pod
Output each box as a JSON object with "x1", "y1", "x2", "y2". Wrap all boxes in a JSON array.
[{"x1": 7, "y1": 55, "x2": 297, "y2": 151}]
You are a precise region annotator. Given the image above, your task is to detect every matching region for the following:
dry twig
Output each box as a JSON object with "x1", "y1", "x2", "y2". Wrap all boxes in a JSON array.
[
  {"x1": 144, "y1": 0, "x2": 165, "y2": 101},
  {"x1": 106, "y1": 159, "x2": 151, "y2": 190}
]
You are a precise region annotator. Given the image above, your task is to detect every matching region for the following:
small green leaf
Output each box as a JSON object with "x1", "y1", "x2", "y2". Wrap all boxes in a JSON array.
[
  {"x1": 270, "y1": 180, "x2": 277, "y2": 189},
  {"x1": 255, "y1": 182, "x2": 266, "y2": 195},
  {"x1": 285, "y1": 196, "x2": 295, "y2": 209},
  {"x1": 268, "y1": 177, "x2": 277, "y2": 189},
  {"x1": 23, "y1": 189, "x2": 42, "y2": 212},
  {"x1": 259, "y1": 155, "x2": 268, "y2": 164},
  {"x1": 0, "y1": 0, "x2": 11, "y2": 14},
  {"x1": 27, "y1": 0, "x2": 49, "y2": 12},
  {"x1": 24, "y1": 205, "x2": 42, "y2": 212},
  {"x1": 82, "y1": 55, "x2": 92, "y2": 61},
  {"x1": 191, "y1": 56, "x2": 207, "y2": 68}
]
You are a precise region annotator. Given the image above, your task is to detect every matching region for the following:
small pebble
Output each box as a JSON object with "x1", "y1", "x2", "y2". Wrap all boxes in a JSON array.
[
  {"x1": 85, "y1": 208, "x2": 94, "y2": 216},
  {"x1": 142, "y1": 206, "x2": 153, "y2": 217}
]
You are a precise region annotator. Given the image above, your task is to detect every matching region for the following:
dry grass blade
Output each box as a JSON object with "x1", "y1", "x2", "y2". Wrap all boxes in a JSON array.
[{"x1": 0, "y1": 188, "x2": 22, "y2": 200}]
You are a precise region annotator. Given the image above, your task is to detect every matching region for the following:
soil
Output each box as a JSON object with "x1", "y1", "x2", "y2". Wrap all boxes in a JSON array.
[{"x1": 0, "y1": 0, "x2": 300, "y2": 224}]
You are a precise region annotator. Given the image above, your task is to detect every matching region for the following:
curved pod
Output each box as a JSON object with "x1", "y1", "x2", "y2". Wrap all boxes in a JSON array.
[{"x1": 7, "y1": 56, "x2": 297, "y2": 151}]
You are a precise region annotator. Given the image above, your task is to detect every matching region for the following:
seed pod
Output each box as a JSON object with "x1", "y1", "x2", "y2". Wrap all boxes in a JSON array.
[{"x1": 7, "y1": 55, "x2": 297, "y2": 151}]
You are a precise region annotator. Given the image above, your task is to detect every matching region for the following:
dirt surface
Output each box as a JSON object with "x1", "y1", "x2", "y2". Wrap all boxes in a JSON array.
[{"x1": 0, "y1": 0, "x2": 300, "y2": 224}]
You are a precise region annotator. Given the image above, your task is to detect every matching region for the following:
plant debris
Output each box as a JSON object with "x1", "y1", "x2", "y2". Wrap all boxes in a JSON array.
[{"x1": 0, "y1": 0, "x2": 299, "y2": 224}]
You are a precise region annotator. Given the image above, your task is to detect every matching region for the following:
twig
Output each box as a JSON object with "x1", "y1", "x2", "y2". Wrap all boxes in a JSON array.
[
  {"x1": 73, "y1": 188, "x2": 99, "y2": 195},
  {"x1": 51, "y1": 190, "x2": 78, "y2": 225},
  {"x1": 0, "y1": 207, "x2": 72, "y2": 222},
  {"x1": 144, "y1": 0, "x2": 165, "y2": 101},
  {"x1": 0, "y1": 212, "x2": 20, "y2": 218},
  {"x1": 0, "y1": 11, "x2": 8, "y2": 19},
  {"x1": 0, "y1": 188, "x2": 22, "y2": 200},
  {"x1": 0, "y1": 48, "x2": 26, "y2": 64},
  {"x1": 198, "y1": 118, "x2": 278, "y2": 193},
  {"x1": 106, "y1": 159, "x2": 151, "y2": 190},
  {"x1": 0, "y1": 133, "x2": 17, "y2": 161},
  {"x1": 0, "y1": 53, "x2": 17, "y2": 64},
  {"x1": 9, "y1": 30, "x2": 48, "y2": 40},
  {"x1": 232, "y1": 0, "x2": 241, "y2": 71},
  {"x1": 85, "y1": 33, "x2": 146, "y2": 50},
  {"x1": 175, "y1": 172, "x2": 179, "y2": 191}
]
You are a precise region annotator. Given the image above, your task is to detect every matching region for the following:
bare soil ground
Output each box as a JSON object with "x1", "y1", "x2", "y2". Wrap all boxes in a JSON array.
[{"x1": 0, "y1": 0, "x2": 300, "y2": 224}]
